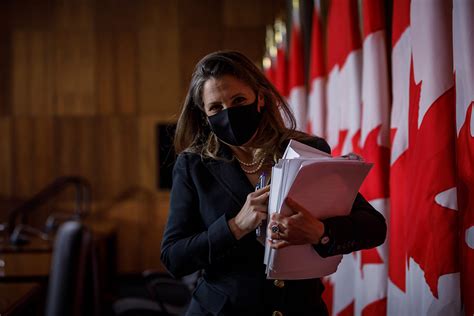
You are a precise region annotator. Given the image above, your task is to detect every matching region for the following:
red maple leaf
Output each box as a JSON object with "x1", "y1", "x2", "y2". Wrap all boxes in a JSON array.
[
  {"x1": 388, "y1": 148, "x2": 409, "y2": 291},
  {"x1": 321, "y1": 278, "x2": 334, "y2": 316},
  {"x1": 361, "y1": 297, "x2": 387, "y2": 316},
  {"x1": 457, "y1": 102, "x2": 474, "y2": 315},
  {"x1": 388, "y1": 0, "x2": 411, "y2": 294},
  {"x1": 331, "y1": 130, "x2": 349, "y2": 157},
  {"x1": 405, "y1": 59, "x2": 459, "y2": 298},
  {"x1": 354, "y1": 126, "x2": 390, "y2": 272}
]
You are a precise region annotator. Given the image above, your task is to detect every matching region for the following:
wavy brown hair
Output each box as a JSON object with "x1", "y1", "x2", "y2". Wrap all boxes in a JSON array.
[{"x1": 174, "y1": 50, "x2": 313, "y2": 162}]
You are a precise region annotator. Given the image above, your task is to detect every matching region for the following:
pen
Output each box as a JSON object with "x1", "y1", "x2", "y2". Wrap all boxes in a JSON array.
[{"x1": 255, "y1": 172, "x2": 266, "y2": 237}]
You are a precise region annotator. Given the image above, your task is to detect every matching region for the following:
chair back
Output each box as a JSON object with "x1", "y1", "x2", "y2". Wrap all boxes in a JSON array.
[{"x1": 45, "y1": 221, "x2": 92, "y2": 316}]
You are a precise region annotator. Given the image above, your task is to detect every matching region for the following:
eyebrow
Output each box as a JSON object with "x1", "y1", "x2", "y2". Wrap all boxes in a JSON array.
[{"x1": 205, "y1": 93, "x2": 246, "y2": 108}]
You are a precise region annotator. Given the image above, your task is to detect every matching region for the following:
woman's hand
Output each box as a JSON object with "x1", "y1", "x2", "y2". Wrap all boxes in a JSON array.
[
  {"x1": 268, "y1": 197, "x2": 324, "y2": 249},
  {"x1": 228, "y1": 185, "x2": 270, "y2": 240}
]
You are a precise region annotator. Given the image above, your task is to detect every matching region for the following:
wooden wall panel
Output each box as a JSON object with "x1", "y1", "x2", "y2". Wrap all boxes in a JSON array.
[
  {"x1": 223, "y1": 0, "x2": 285, "y2": 28},
  {"x1": 0, "y1": 119, "x2": 12, "y2": 196},
  {"x1": 222, "y1": 28, "x2": 267, "y2": 63},
  {"x1": 0, "y1": 2, "x2": 11, "y2": 116},
  {"x1": 138, "y1": 28, "x2": 181, "y2": 116},
  {"x1": 95, "y1": 117, "x2": 141, "y2": 199},
  {"x1": 95, "y1": 118, "x2": 121, "y2": 199},
  {"x1": 136, "y1": 117, "x2": 157, "y2": 190},
  {"x1": 54, "y1": 0, "x2": 95, "y2": 31},
  {"x1": 54, "y1": 31, "x2": 96, "y2": 115},
  {"x1": 56, "y1": 117, "x2": 99, "y2": 194},
  {"x1": 9, "y1": 0, "x2": 53, "y2": 30},
  {"x1": 29, "y1": 32, "x2": 54, "y2": 115},
  {"x1": 11, "y1": 31, "x2": 30, "y2": 115},
  {"x1": 116, "y1": 32, "x2": 138, "y2": 114},
  {"x1": 96, "y1": 31, "x2": 116, "y2": 115},
  {"x1": 31, "y1": 118, "x2": 56, "y2": 192},
  {"x1": 11, "y1": 118, "x2": 35, "y2": 197}
]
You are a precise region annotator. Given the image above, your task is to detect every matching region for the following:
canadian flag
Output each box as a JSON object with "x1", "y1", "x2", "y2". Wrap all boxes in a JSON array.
[
  {"x1": 453, "y1": 0, "x2": 474, "y2": 315},
  {"x1": 354, "y1": 0, "x2": 390, "y2": 315},
  {"x1": 307, "y1": 0, "x2": 325, "y2": 137},
  {"x1": 323, "y1": 0, "x2": 362, "y2": 315},
  {"x1": 388, "y1": 0, "x2": 461, "y2": 315},
  {"x1": 287, "y1": 0, "x2": 306, "y2": 131},
  {"x1": 274, "y1": 18, "x2": 289, "y2": 98},
  {"x1": 263, "y1": 26, "x2": 276, "y2": 85}
]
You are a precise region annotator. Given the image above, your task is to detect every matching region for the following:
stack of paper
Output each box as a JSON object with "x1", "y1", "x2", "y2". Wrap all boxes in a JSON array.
[{"x1": 264, "y1": 139, "x2": 373, "y2": 280}]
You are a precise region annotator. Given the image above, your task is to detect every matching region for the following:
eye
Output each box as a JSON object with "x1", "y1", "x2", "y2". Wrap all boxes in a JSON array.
[
  {"x1": 207, "y1": 103, "x2": 223, "y2": 115},
  {"x1": 233, "y1": 97, "x2": 247, "y2": 106}
]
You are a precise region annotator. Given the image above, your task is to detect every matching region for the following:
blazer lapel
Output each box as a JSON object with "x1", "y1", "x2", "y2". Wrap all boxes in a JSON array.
[{"x1": 204, "y1": 146, "x2": 254, "y2": 208}]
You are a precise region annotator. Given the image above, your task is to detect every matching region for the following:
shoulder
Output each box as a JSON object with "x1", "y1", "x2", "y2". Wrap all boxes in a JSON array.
[
  {"x1": 283, "y1": 131, "x2": 331, "y2": 155},
  {"x1": 174, "y1": 151, "x2": 203, "y2": 173}
]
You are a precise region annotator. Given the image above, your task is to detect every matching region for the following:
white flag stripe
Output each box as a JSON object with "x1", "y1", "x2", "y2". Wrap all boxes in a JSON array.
[
  {"x1": 390, "y1": 28, "x2": 411, "y2": 165},
  {"x1": 453, "y1": 0, "x2": 474, "y2": 136},
  {"x1": 326, "y1": 67, "x2": 341, "y2": 150},
  {"x1": 411, "y1": 0, "x2": 454, "y2": 128},
  {"x1": 309, "y1": 77, "x2": 325, "y2": 137},
  {"x1": 339, "y1": 50, "x2": 362, "y2": 155},
  {"x1": 361, "y1": 30, "x2": 390, "y2": 148},
  {"x1": 288, "y1": 86, "x2": 307, "y2": 131}
]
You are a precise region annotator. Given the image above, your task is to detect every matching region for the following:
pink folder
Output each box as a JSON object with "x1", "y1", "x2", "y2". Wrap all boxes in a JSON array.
[{"x1": 265, "y1": 140, "x2": 373, "y2": 279}]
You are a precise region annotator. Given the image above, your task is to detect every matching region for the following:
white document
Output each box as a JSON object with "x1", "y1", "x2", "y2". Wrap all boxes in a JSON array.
[{"x1": 264, "y1": 140, "x2": 373, "y2": 279}]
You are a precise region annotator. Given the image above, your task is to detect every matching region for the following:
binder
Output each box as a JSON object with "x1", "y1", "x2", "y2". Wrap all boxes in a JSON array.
[{"x1": 264, "y1": 140, "x2": 373, "y2": 279}]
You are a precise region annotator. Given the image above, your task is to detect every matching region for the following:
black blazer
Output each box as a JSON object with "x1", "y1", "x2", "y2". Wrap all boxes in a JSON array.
[{"x1": 161, "y1": 137, "x2": 387, "y2": 316}]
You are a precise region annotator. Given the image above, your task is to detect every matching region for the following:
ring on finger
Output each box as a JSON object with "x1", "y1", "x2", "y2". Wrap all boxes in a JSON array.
[{"x1": 271, "y1": 224, "x2": 280, "y2": 234}]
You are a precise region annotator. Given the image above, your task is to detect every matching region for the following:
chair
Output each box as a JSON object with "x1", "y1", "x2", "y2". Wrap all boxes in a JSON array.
[
  {"x1": 112, "y1": 271, "x2": 199, "y2": 316},
  {"x1": 7, "y1": 176, "x2": 91, "y2": 246},
  {"x1": 44, "y1": 221, "x2": 96, "y2": 316}
]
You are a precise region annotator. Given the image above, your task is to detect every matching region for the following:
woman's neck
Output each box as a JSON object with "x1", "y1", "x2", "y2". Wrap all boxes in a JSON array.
[{"x1": 230, "y1": 145, "x2": 256, "y2": 164}]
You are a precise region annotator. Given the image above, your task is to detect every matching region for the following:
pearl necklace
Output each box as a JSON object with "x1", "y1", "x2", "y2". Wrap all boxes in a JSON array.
[
  {"x1": 237, "y1": 157, "x2": 265, "y2": 174},
  {"x1": 234, "y1": 155, "x2": 260, "y2": 167}
]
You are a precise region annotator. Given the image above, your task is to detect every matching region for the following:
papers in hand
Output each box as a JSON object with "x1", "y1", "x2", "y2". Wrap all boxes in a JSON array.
[{"x1": 264, "y1": 139, "x2": 373, "y2": 280}]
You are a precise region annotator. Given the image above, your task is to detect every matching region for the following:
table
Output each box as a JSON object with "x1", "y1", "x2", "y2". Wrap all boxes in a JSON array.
[
  {"x1": 0, "y1": 253, "x2": 51, "y2": 281},
  {"x1": 0, "y1": 283, "x2": 42, "y2": 316}
]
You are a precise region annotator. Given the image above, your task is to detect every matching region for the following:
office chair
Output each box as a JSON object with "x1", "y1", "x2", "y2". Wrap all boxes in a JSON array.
[
  {"x1": 112, "y1": 270, "x2": 199, "y2": 316},
  {"x1": 44, "y1": 221, "x2": 96, "y2": 316}
]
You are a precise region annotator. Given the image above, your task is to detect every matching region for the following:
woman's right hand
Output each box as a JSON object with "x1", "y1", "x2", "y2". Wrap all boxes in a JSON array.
[{"x1": 228, "y1": 185, "x2": 270, "y2": 240}]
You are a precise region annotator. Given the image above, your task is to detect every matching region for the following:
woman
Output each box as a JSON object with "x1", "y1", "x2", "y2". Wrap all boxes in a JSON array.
[{"x1": 161, "y1": 51, "x2": 386, "y2": 316}]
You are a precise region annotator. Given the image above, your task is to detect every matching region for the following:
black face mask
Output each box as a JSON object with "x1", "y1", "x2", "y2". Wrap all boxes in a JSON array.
[{"x1": 207, "y1": 100, "x2": 263, "y2": 146}]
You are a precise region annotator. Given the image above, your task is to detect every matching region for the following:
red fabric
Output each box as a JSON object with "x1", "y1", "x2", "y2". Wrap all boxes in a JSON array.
[
  {"x1": 327, "y1": 0, "x2": 362, "y2": 72},
  {"x1": 338, "y1": 301, "x2": 355, "y2": 316},
  {"x1": 321, "y1": 278, "x2": 334, "y2": 316},
  {"x1": 288, "y1": 22, "x2": 305, "y2": 89},
  {"x1": 275, "y1": 47, "x2": 288, "y2": 98},
  {"x1": 458, "y1": 103, "x2": 474, "y2": 314},
  {"x1": 264, "y1": 65, "x2": 275, "y2": 85},
  {"x1": 391, "y1": 0, "x2": 411, "y2": 47},
  {"x1": 361, "y1": 298, "x2": 387, "y2": 316},
  {"x1": 388, "y1": 0, "x2": 411, "y2": 293},
  {"x1": 309, "y1": 7, "x2": 325, "y2": 80},
  {"x1": 362, "y1": 0, "x2": 385, "y2": 38},
  {"x1": 406, "y1": 60, "x2": 458, "y2": 298}
]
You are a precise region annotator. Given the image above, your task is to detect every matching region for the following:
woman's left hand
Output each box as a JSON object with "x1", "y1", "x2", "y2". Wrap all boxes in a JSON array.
[{"x1": 268, "y1": 197, "x2": 325, "y2": 249}]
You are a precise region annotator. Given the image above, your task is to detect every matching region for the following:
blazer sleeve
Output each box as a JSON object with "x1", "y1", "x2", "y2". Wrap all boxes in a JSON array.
[
  {"x1": 306, "y1": 137, "x2": 387, "y2": 257},
  {"x1": 160, "y1": 154, "x2": 239, "y2": 278}
]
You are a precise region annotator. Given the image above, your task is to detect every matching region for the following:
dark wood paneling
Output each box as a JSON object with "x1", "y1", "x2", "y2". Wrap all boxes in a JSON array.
[
  {"x1": 2, "y1": 0, "x2": 286, "y2": 272},
  {"x1": 116, "y1": 31, "x2": 138, "y2": 114},
  {"x1": 96, "y1": 30, "x2": 117, "y2": 115},
  {"x1": 30, "y1": 31, "x2": 54, "y2": 115},
  {"x1": 0, "y1": 118, "x2": 12, "y2": 196},
  {"x1": 11, "y1": 31, "x2": 30, "y2": 115},
  {"x1": 11, "y1": 118, "x2": 35, "y2": 197},
  {"x1": 54, "y1": 30, "x2": 96, "y2": 115},
  {"x1": 32, "y1": 118, "x2": 56, "y2": 192}
]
